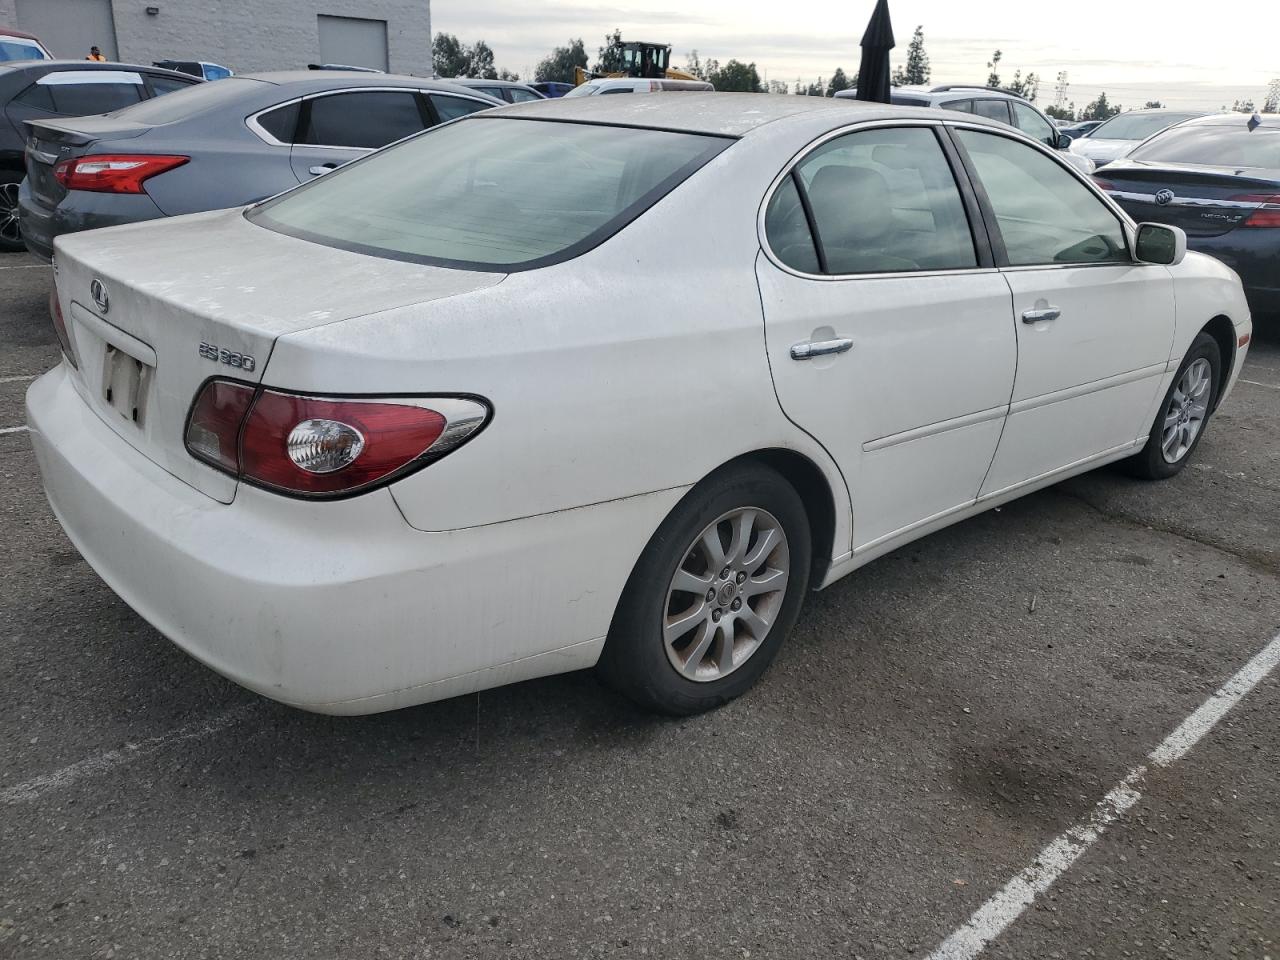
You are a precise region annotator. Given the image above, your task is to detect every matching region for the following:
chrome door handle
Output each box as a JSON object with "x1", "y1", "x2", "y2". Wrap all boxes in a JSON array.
[
  {"x1": 309, "y1": 163, "x2": 339, "y2": 176},
  {"x1": 790, "y1": 338, "x2": 853, "y2": 361},
  {"x1": 1021, "y1": 307, "x2": 1061, "y2": 324}
]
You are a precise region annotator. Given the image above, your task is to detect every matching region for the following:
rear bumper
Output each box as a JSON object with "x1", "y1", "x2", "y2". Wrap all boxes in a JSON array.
[
  {"x1": 17, "y1": 181, "x2": 166, "y2": 262},
  {"x1": 27, "y1": 365, "x2": 679, "y2": 713}
]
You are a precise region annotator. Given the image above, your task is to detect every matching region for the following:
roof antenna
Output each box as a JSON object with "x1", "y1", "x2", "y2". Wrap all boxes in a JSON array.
[{"x1": 1248, "y1": 113, "x2": 1262, "y2": 131}]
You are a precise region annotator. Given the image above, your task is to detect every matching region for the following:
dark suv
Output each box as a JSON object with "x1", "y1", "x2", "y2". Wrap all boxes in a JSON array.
[
  {"x1": 0, "y1": 59, "x2": 199, "y2": 250},
  {"x1": 835, "y1": 84, "x2": 1090, "y2": 171}
]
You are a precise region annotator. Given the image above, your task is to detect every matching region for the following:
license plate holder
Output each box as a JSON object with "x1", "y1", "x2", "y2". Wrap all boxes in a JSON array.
[{"x1": 102, "y1": 344, "x2": 152, "y2": 426}]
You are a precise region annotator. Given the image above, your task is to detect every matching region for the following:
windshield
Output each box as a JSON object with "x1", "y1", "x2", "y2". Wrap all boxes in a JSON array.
[
  {"x1": 562, "y1": 83, "x2": 600, "y2": 97},
  {"x1": 0, "y1": 38, "x2": 47, "y2": 61},
  {"x1": 1090, "y1": 111, "x2": 1202, "y2": 141},
  {"x1": 108, "y1": 76, "x2": 264, "y2": 123},
  {"x1": 250, "y1": 117, "x2": 732, "y2": 270},
  {"x1": 1128, "y1": 124, "x2": 1280, "y2": 168}
]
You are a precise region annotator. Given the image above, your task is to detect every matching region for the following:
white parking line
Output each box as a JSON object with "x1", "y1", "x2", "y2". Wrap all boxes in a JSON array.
[
  {"x1": 1240, "y1": 378, "x2": 1280, "y2": 391},
  {"x1": 0, "y1": 374, "x2": 37, "y2": 384},
  {"x1": 0, "y1": 425, "x2": 29, "y2": 435},
  {"x1": 0, "y1": 263, "x2": 48, "y2": 270},
  {"x1": 926, "y1": 630, "x2": 1280, "y2": 960},
  {"x1": 0, "y1": 705, "x2": 254, "y2": 806}
]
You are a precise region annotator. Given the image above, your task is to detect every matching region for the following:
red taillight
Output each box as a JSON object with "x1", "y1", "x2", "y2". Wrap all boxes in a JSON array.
[
  {"x1": 184, "y1": 381, "x2": 489, "y2": 498},
  {"x1": 53, "y1": 154, "x2": 189, "y2": 194},
  {"x1": 1092, "y1": 178, "x2": 1117, "y2": 192},
  {"x1": 48, "y1": 288, "x2": 78, "y2": 369},
  {"x1": 1229, "y1": 194, "x2": 1280, "y2": 227}
]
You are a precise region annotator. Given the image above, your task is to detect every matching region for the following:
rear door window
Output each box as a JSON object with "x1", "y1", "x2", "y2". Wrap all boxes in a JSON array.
[
  {"x1": 255, "y1": 100, "x2": 301, "y2": 143},
  {"x1": 782, "y1": 126, "x2": 977, "y2": 274},
  {"x1": 973, "y1": 99, "x2": 1012, "y2": 124},
  {"x1": 300, "y1": 90, "x2": 427, "y2": 148},
  {"x1": 1011, "y1": 101, "x2": 1057, "y2": 147},
  {"x1": 508, "y1": 88, "x2": 542, "y2": 103},
  {"x1": 941, "y1": 99, "x2": 974, "y2": 113}
]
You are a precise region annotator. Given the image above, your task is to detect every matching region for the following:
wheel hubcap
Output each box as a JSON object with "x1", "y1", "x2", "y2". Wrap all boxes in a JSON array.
[
  {"x1": 1161, "y1": 358, "x2": 1211, "y2": 464},
  {"x1": 662, "y1": 507, "x2": 790, "y2": 682},
  {"x1": 0, "y1": 182, "x2": 21, "y2": 245}
]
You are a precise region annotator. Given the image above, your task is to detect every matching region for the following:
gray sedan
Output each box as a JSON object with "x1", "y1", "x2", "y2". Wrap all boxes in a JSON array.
[{"x1": 18, "y1": 71, "x2": 501, "y2": 261}]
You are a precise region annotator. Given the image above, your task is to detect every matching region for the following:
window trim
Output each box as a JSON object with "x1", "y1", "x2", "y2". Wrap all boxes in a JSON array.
[
  {"x1": 943, "y1": 120, "x2": 1137, "y2": 269},
  {"x1": 758, "y1": 118, "x2": 994, "y2": 282}
]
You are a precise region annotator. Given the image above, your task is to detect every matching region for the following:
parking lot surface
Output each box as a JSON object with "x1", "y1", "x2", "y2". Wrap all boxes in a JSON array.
[{"x1": 1, "y1": 250, "x2": 1277, "y2": 959}]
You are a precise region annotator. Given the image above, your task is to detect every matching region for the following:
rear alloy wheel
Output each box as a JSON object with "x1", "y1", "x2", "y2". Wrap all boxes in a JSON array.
[
  {"x1": 0, "y1": 172, "x2": 24, "y2": 253},
  {"x1": 1127, "y1": 331, "x2": 1221, "y2": 480},
  {"x1": 599, "y1": 464, "x2": 811, "y2": 715}
]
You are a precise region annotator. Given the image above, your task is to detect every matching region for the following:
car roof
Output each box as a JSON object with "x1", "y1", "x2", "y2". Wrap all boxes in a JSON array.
[
  {"x1": 0, "y1": 25, "x2": 42, "y2": 40},
  {"x1": 0, "y1": 58, "x2": 191, "y2": 77},
  {"x1": 446, "y1": 77, "x2": 535, "y2": 90},
  {"x1": 237, "y1": 70, "x2": 499, "y2": 97},
  {"x1": 490, "y1": 91, "x2": 1002, "y2": 138},
  {"x1": 1174, "y1": 111, "x2": 1280, "y2": 128}
]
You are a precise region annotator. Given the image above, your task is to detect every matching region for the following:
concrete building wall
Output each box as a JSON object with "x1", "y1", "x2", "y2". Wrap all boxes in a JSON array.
[{"x1": 1, "y1": 0, "x2": 431, "y2": 76}]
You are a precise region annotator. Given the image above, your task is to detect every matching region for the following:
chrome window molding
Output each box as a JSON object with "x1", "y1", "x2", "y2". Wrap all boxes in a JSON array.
[{"x1": 244, "y1": 87, "x2": 496, "y2": 150}]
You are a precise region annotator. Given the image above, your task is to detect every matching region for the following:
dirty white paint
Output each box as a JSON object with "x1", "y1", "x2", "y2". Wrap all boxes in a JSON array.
[
  {"x1": 0, "y1": 706, "x2": 254, "y2": 806},
  {"x1": 926, "y1": 630, "x2": 1280, "y2": 960}
]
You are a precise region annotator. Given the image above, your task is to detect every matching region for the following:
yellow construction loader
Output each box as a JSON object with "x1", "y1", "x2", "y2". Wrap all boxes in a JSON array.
[{"x1": 573, "y1": 41, "x2": 699, "y2": 86}]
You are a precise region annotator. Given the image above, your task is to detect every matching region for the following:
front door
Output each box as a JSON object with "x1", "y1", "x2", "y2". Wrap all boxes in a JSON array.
[
  {"x1": 757, "y1": 124, "x2": 1017, "y2": 553},
  {"x1": 949, "y1": 128, "x2": 1176, "y2": 496}
]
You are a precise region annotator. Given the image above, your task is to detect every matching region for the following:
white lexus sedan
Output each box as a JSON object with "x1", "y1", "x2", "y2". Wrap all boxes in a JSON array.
[{"x1": 27, "y1": 95, "x2": 1251, "y2": 716}]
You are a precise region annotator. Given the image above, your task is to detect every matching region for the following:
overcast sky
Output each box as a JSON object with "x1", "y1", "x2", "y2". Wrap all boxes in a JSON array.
[{"x1": 432, "y1": 0, "x2": 1277, "y2": 110}]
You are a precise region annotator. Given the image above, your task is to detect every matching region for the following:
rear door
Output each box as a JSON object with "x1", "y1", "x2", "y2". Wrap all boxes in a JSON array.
[
  {"x1": 757, "y1": 123, "x2": 1017, "y2": 553},
  {"x1": 950, "y1": 126, "x2": 1175, "y2": 495},
  {"x1": 288, "y1": 88, "x2": 431, "y2": 181}
]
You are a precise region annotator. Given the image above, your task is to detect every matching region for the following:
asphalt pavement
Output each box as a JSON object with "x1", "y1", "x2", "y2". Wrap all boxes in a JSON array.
[{"x1": 1, "y1": 250, "x2": 1277, "y2": 959}]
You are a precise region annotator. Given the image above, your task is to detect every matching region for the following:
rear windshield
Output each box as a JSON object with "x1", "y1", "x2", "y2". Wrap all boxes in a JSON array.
[
  {"x1": 1128, "y1": 124, "x2": 1280, "y2": 168},
  {"x1": 249, "y1": 117, "x2": 732, "y2": 270},
  {"x1": 1088, "y1": 111, "x2": 1203, "y2": 141},
  {"x1": 108, "y1": 76, "x2": 264, "y2": 123}
]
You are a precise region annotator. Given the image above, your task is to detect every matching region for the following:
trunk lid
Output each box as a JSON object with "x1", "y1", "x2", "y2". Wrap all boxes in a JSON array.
[
  {"x1": 1099, "y1": 160, "x2": 1280, "y2": 238},
  {"x1": 24, "y1": 117, "x2": 151, "y2": 209},
  {"x1": 52, "y1": 208, "x2": 505, "y2": 502}
]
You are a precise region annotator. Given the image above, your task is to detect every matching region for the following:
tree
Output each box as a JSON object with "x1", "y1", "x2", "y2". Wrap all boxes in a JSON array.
[
  {"x1": 986, "y1": 49, "x2": 1002, "y2": 88},
  {"x1": 1081, "y1": 91, "x2": 1121, "y2": 121},
  {"x1": 805, "y1": 77, "x2": 825, "y2": 96},
  {"x1": 1143, "y1": 100, "x2": 1164, "y2": 109},
  {"x1": 1265, "y1": 79, "x2": 1280, "y2": 113},
  {"x1": 534, "y1": 39, "x2": 587, "y2": 83},
  {"x1": 767, "y1": 80, "x2": 789, "y2": 95},
  {"x1": 498, "y1": 68, "x2": 519, "y2": 82},
  {"x1": 596, "y1": 29, "x2": 624, "y2": 74},
  {"x1": 827, "y1": 68, "x2": 852, "y2": 97},
  {"x1": 1229, "y1": 98, "x2": 1256, "y2": 113},
  {"x1": 1044, "y1": 103, "x2": 1075, "y2": 121},
  {"x1": 467, "y1": 40, "x2": 497, "y2": 80},
  {"x1": 1007, "y1": 69, "x2": 1039, "y2": 101},
  {"x1": 891, "y1": 25, "x2": 930, "y2": 87},
  {"x1": 709, "y1": 59, "x2": 763, "y2": 93},
  {"x1": 431, "y1": 33, "x2": 469, "y2": 78},
  {"x1": 684, "y1": 50, "x2": 718, "y2": 82}
]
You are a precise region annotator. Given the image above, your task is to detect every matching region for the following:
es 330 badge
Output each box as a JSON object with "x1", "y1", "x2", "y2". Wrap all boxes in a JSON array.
[{"x1": 198, "y1": 342, "x2": 256, "y2": 372}]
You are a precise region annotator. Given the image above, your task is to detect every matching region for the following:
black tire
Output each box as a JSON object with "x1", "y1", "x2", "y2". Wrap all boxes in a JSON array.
[
  {"x1": 1126, "y1": 331, "x2": 1221, "y2": 480},
  {"x1": 0, "y1": 169, "x2": 25, "y2": 254},
  {"x1": 598, "y1": 463, "x2": 812, "y2": 715}
]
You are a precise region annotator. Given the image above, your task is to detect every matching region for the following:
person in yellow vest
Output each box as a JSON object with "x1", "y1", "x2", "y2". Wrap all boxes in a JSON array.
[{"x1": 86, "y1": 46, "x2": 107, "y2": 61}]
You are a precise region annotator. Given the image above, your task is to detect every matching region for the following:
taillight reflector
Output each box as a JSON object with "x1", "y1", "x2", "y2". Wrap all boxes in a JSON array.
[
  {"x1": 1092, "y1": 178, "x2": 1117, "y2": 192},
  {"x1": 184, "y1": 381, "x2": 489, "y2": 498},
  {"x1": 53, "y1": 154, "x2": 189, "y2": 194},
  {"x1": 1230, "y1": 194, "x2": 1280, "y2": 228}
]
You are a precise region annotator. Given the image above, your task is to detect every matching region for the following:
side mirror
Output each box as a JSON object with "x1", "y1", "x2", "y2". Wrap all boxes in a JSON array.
[
  {"x1": 1055, "y1": 132, "x2": 1073, "y2": 150},
  {"x1": 1135, "y1": 222, "x2": 1187, "y2": 266}
]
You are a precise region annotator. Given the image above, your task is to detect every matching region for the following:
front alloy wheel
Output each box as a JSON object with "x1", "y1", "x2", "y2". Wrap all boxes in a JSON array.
[
  {"x1": 0, "y1": 176, "x2": 23, "y2": 251},
  {"x1": 1161, "y1": 357, "x2": 1212, "y2": 464}
]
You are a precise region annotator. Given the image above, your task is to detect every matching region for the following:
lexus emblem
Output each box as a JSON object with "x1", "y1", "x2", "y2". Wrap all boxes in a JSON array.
[
  {"x1": 1154, "y1": 189, "x2": 1175, "y2": 206},
  {"x1": 90, "y1": 278, "x2": 109, "y2": 314}
]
